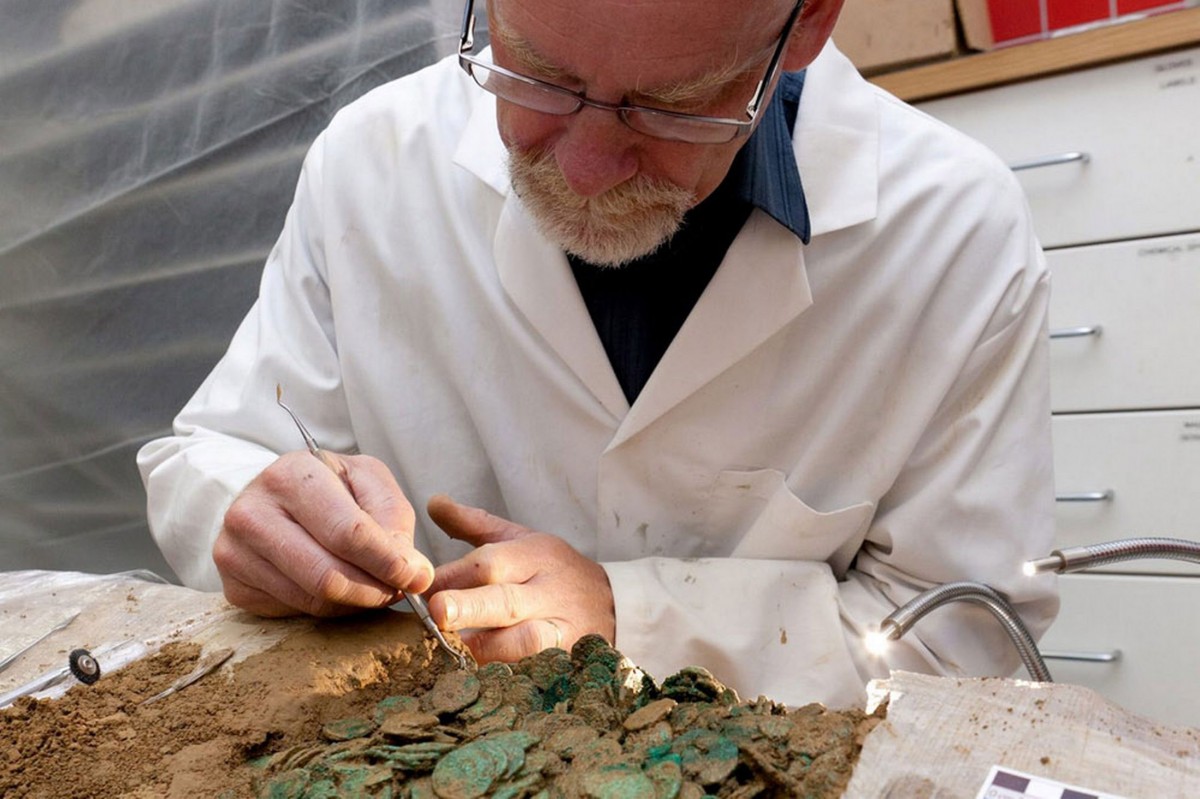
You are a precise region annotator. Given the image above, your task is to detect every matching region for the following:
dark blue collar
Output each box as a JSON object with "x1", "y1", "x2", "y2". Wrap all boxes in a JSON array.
[{"x1": 729, "y1": 70, "x2": 810, "y2": 243}]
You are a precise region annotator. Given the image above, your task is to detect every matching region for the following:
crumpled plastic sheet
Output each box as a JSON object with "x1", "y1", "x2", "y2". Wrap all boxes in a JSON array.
[
  {"x1": 0, "y1": 0, "x2": 470, "y2": 577},
  {"x1": 0, "y1": 568, "x2": 309, "y2": 707},
  {"x1": 845, "y1": 671, "x2": 1200, "y2": 797}
]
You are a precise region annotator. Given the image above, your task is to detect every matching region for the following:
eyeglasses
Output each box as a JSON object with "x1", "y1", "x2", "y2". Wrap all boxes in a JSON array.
[{"x1": 458, "y1": 0, "x2": 806, "y2": 145}]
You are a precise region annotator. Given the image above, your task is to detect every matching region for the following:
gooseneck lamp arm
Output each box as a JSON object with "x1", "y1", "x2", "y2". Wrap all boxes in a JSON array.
[
  {"x1": 871, "y1": 581, "x2": 1052, "y2": 683},
  {"x1": 1025, "y1": 536, "x2": 1200, "y2": 575}
]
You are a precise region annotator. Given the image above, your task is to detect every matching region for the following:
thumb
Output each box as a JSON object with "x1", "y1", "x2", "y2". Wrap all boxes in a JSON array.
[{"x1": 427, "y1": 494, "x2": 530, "y2": 546}]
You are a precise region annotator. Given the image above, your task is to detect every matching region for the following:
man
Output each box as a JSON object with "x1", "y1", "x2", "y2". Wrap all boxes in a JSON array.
[{"x1": 139, "y1": 0, "x2": 1058, "y2": 709}]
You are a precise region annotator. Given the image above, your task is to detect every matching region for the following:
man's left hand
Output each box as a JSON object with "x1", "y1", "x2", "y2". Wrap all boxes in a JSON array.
[{"x1": 424, "y1": 494, "x2": 615, "y2": 662}]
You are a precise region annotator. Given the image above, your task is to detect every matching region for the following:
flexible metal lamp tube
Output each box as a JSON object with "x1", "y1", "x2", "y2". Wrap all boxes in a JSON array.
[
  {"x1": 1025, "y1": 536, "x2": 1200, "y2": 575},
  {"x1": 873, "y1": 580, "x2": 1053, "y2": 683}
]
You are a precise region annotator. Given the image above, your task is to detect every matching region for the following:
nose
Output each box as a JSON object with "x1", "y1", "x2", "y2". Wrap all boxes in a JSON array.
[{"x1": 552, "y1": 106, "x2": 640, "y2": 198}]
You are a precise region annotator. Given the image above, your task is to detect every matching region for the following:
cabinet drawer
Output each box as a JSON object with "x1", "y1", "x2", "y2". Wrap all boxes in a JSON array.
[
  {"x1": 1038, "y1": 573, "x2": 1200, "y2": 728},
  {"x1": 1052, "y1": 410, "x2": 1200, "y2": 575},
  {"x1": 919, "y1": 48, "x2": 1200, "y2": 248},
  {"x1": 1047, "y1": 232, "x2": 1200, "y2": 412}
]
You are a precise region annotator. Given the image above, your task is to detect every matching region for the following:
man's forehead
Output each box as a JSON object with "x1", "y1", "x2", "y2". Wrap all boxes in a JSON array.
[
  {"x1": 491, "y1": 0, "x2": 787, "y2": 48},
  {"x1": 489, "y1": 0, "x2": 788, "y2": 80}
]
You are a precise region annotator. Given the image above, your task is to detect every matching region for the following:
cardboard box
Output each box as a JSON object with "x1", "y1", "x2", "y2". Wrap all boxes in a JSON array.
[
  {"x1": 956, "y1": 0, "x2": 1193, "y2": 50},
  {"x1": 832, "y1": 0, "x2": 959, "y2": 73}
]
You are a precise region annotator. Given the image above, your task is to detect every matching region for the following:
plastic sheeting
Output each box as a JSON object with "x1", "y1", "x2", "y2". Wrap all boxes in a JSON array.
[
  {"x1": 0, "y1": 569, "x2": 308, "y2": 706},
  {"x1": 0, "y1": 0, "x2": 471, "y2": 578}
]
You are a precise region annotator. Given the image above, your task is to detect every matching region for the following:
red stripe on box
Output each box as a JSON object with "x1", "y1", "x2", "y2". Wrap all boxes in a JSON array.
[
  {"x1": 989, "y1": 0, "x2": 1044, "y2": 41},
  {"x1": 1047, "y1": 0, "x2": 1110, "y2": 29},
  {"x1": 1118, "y1": 0, "x2": 1185, "y2": 12}
]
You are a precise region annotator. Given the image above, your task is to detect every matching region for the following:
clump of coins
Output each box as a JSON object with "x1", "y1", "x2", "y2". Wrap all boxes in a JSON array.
[{"x1": 254, "y1": 635, "x2": 881, "y2": 798}]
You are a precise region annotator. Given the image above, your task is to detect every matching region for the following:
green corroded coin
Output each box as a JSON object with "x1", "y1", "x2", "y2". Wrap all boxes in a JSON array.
[
  {"x1": 545, "y1": 724, "x2": 600, "y2": 759},
  {"x1": 378, "y1": 710, "x2": 441, "y2": 742},
  {"x1": 488, "y1": 730, "x2": 539, "y2": 778},
  {"x1": 644, "y1": 759, "x2": 683, "y2": 799},
  {"x1": 515, "y1": 646, "x2": 573, "y2": 691},
  {"x1": 408, "y1": 776, "x2": 437, "y2": 799},
  {"x1": 500, "y1": 673, "x2": 542, "y2": 715},
  {"x1": 426, "y1": 670, "x2": 482, "y2": 716},
  {"x1": 260, "y1": 768, "x2": 310, "y2": 799},
  {"x1": 623, "y1": 698, "x2": 676, "y2": 732},
  {"x1": 660, "y1": 667, "x2": 737, "y2": 706},
  {"x1": 672, "y1": 729, "x2": 738, "y2": 787},
  {"x1": 570, "y1": 634, "x2": 618, "y2": 667},
  {"x1": 491, "y1": 772, "x2": 545, "y2": 799},
  {"x1": 321, "y1": 717, "x2": 377, "y2": 742},
  {"x1": 299, "y1": 777, "x2": 339, "y2": 799},
  {"x1": 464, "y1": 704, "x2": 518, "y2": 738},
  {"x1": 374, "y1": 695, "x2": 421, "y2": 723},
  {"x1": 580, "y1": 764, "x2": 657, "y2": 799},
  {"x1": 430, "y1": 738, "x2": 508, "y2": 798},
  {"x1": 364, "y1": 741, "x2": 455, "y2": 772}
]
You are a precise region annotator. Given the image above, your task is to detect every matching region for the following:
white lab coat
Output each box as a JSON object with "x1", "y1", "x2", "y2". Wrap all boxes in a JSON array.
[{"x1": 138, "y1": 41, "x2": 1058, "y2": 709}]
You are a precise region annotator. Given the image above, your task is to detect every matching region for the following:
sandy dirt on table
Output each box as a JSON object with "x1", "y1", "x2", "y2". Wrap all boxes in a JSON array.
[{"x1": 1, "y1": 611, "x2": 878, "y2": 798}]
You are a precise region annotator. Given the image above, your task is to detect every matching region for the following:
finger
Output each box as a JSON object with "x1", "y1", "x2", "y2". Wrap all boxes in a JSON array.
[
  {"x1": 340, "y1": 455, "x2": 434, "y2": 592},
  {"x1": 269, "y1": 454, "x2": 432, "y2": 594},
  {"x1": 341, "y1": 455, "x2": 417, "y2": 540},
  {"x1": 460, "y1": 618, "x2": 567, "y2": 663},
  {"x1": 220, "y1": 564, "x2": 362, "y2": 618},
  {"x1": 427, "y1": 494, "x2": 531, "y2": 547},
  {"x1": 427, "y1": 581, "x2": 539, "y2": 632},
  {"x1": 427, "y1": 533, "x2": 553, "y2": 595},
  {"x1": 220, "y1": 486, "x2": 402, "y2": 611}
]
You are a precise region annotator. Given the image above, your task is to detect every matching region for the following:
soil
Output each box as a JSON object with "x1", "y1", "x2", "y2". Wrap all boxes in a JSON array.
[{"x1": 1, "y1": 611, "x2": 881, "y2": 798}]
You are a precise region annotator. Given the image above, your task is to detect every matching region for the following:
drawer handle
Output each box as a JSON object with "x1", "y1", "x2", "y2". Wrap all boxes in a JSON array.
[
  {"x1": 1010, "y1": 151, "x2": 1091, "y2": 171},
  {"x1": 1042, "y1": 649, "x2": 1121, "y2": 663},
  {"x1": 1049, "y1": 325, "x2": 1102, "y2": 340},
  {"x1": 1055, "y1": 490, "x2": 1114, "y2": 503}
]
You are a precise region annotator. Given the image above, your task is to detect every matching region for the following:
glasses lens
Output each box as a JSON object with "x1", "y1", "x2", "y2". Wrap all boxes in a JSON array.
[
  {"x1": 464, "y1": 59, "x2": 581, "y2": 116},
  {"x1": 622, "y1": 109, "x2": 744, "y2": 145}
]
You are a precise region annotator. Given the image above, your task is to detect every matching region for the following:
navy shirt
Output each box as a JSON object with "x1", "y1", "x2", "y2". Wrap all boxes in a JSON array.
[{"x1": 569, "y1": 71, "x2": 810, "y2": 404}]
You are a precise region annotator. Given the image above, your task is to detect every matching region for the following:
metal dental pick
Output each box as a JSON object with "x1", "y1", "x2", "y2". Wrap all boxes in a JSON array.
[{"x1": 275, "y1": 384, "x2": 469, "y2": 670}]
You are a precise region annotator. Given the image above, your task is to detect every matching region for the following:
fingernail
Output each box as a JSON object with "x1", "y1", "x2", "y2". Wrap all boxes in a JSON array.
[{"x1": 443, "y1": 597, "x2": 459, "y2": 625}]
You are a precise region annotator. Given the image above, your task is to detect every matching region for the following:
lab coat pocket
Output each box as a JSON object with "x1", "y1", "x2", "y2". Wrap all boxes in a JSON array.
[{"x1": 712, "y1": 469, "x2": 875, "y2": 577}]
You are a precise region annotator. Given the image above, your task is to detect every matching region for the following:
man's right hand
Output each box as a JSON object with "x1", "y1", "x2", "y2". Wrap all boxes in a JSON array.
[{"x1": 214, "y1": 451, "x2": 434, "y2": 617}]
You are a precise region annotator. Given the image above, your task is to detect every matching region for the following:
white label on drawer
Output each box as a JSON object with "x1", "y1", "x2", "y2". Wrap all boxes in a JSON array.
[
  {"x1": 1136, "y1": 239, "x2": 1200, "y2": 259},
  {"x1": 1153, "y1": 55, "x2": 1198, "y2": 90},
  {"x1": 975, "y1": 765, "x2": 1129, "y2": 799},
  {"x1": 1184, "y1": 420, "x2": 1200, "y2": 443}
]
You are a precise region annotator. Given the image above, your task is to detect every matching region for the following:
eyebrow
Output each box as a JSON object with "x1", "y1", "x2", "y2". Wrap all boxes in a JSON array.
[
  {"x1": 490, "y1": 20, "x2": 763, "y2": 108},
  {"x1": 491, "y1": 24, "x2": 571, "y2": 81}
]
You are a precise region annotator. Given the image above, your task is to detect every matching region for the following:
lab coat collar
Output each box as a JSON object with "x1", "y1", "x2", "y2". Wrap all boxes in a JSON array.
[
  {"x1": 794, "y1": 40, "x2": 880, "y2": 237},
  {"x1": 453, "y1": 66, "x2": 508, "y2": 196}
]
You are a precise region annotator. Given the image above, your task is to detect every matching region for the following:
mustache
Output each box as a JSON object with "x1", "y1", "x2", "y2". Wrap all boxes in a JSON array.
[{"x1": 507, "y1": 147, "x2": 695, "y2": 267}]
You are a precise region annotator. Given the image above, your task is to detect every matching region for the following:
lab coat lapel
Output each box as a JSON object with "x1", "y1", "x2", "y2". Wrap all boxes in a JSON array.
[
  {"x1": 454, "y1": 82, "x2": 628, "y2": 420},
  {"x1": 608, "y1": 42, "x2": 877, "y2": 447},
  {"x1": 492, "y1": 197, "x2": 629, "y2": 419},
  {"x1": 610, "y1": 211, "x2": 812, "y2": 449}
]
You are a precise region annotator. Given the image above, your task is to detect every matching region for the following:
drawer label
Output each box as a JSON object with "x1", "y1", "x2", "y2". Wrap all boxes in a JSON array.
[
  {"x1": 1136, "y1": 239, "x2": 1200, "y2": 259},
  {"x1": 1183, "y1": 420, "x2": 1200, "y2": 443},
  {"x1": 1153, "y1": 56, "x2": 1198, "y2": 90}
]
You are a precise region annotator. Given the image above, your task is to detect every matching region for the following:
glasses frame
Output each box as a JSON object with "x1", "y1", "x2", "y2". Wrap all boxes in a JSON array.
[{"x1": 458, "y1": 0, "x2": 806, "y2": 145}]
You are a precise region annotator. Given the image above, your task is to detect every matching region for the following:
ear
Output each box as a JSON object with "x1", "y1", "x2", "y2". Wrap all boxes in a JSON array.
[{"x1": 781, "y1": 0, "x2": 847, "y2": 72}]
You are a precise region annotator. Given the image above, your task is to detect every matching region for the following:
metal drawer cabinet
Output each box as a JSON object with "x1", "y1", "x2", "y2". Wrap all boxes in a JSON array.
[
  {"x1": 1052, "y1": 409, "x2": 1200, "y2": 575},
  {"x1": 919, "y1": 47, "x2": 1200, "y2": 249},
  {"x1": 1038, "y1": 573, "x2": 1200, "y2": 728},
  {"x1": 1047, "y1": 231, "x2": 1200, "y2": 413}
]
